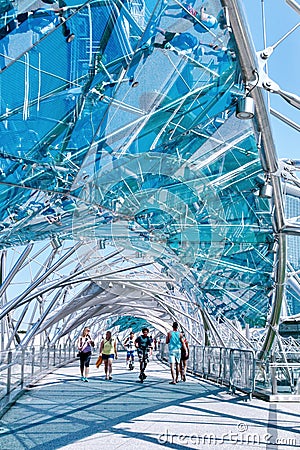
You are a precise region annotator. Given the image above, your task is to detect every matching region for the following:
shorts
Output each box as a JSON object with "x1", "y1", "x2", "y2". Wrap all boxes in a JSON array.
[
  {"x1": 80, "y1": 351, "x2": 91, "y2": 367},
  {"x1": 181, "y1": 350, "x2": 189, "y2": 361},
  {"x1": 169, "y1": 349, "x2": 181, "y2": 364},
  {"x1": 137, "y1": 348, "x2": 149, "y2": 363},
  {"x1": 102, "y1": 353, "x2": 115, "y2": 360},
  {"x1": 127, "y1": 350, "x2": 135, "y2": 359}
]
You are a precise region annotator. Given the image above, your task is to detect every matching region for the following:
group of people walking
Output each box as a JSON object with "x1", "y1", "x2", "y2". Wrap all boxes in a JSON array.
[
  {"x1": 77, "y1": 328, "x2": 117, "y2": 382},
  {"x1": 77, "y1": 322, "x2": 189, "y2": 384}
]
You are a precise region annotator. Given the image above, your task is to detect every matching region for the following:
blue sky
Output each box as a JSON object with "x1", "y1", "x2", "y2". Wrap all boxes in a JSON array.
[{"x1": 242, "y1": 0, "x2": 300, "y2": 161}]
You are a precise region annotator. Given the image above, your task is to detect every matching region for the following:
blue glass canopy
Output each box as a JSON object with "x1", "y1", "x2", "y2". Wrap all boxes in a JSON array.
[{"x1": 0, "y1": 0, "x2": 276, "y2": 333}]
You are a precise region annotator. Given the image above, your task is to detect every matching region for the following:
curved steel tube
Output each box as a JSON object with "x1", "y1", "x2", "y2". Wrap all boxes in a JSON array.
[{"x1": 222, "y1": 0, "x2": 287, "y2": 360}]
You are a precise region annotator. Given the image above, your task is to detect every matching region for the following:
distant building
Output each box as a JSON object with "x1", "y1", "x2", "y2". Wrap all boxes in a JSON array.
[
  {"x1": 286, "y1": 195, "x2": 300, "y2": 270},
  {"x1": 285, "y1": 194, "x2": 300, "y2": 316},
  {"x1": 279, "y1": 320, "x2": 300, "y2": 340}
]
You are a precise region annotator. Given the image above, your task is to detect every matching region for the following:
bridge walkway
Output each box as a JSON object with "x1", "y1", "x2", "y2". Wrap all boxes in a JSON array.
[{"x1": 0, "y1": 352, "x2": 299, "y2": 449}]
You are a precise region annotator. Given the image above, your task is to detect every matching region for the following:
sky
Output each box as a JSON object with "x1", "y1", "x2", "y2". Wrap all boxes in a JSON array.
[{"x1": 241, "y1": 0, "x2": 300, "y2": 162}]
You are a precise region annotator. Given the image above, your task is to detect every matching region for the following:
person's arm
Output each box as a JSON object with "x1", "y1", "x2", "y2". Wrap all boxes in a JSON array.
[
  {"x1": 79, "y1": 334, "x2": 91, "y2": 351},
  {"x1": 180, "y1": 334, "x2": 187, "y2": 353},
  {"x1": 80, "y1": 336, "x2": 89, "y2": 351},
  {"x1": 88, "y1": 334, "x2": 95, "y2": 347},
  {"x1": 99, "y1": 339, "x2": 104, "y2": 353},
  {"x1": 135, "y1": 337, "x2": 140, "y2": 348},
  {"x1": 166, "y1": 331, "x2": 170, "y2": 344},
  {"x1": 185, "y1": 340, "x2": 189, "y2": 357}
]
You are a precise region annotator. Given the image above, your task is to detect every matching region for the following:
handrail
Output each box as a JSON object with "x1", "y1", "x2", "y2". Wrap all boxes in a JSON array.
[
  {"x1": 159, "y1": 343, "x2": 255, "y2": 397},
  {"x1": 160, "y1": 343, "x2": 300, "y2": 399},
  {"x1": 0, "y1": 341, "x2": 76, "y2": 417}
]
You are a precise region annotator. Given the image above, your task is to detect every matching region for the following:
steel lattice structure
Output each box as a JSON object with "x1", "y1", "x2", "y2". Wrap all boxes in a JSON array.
[{"x1": 0, "y1": 0, "x2": 299, "y2": 362}]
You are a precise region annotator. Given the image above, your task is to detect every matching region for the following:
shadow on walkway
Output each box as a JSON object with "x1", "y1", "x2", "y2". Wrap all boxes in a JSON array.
[{"x1": 0, "y1": 353, "x2": 299, "y2": 449}]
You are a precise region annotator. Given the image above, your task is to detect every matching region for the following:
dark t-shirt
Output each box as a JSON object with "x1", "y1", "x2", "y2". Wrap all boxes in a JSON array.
[{"x1": 135, "y1": 335, "x2": 152, "y2": 349}]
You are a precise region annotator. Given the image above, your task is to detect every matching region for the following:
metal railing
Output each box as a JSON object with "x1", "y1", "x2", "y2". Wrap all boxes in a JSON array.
[
  {"x1": 3, "y1": 340, "x2": 299, "y2": 413},
  {"x1": 160, "y1": 344, "x2": 256, "y2": 397},
  {"x1": 0, "y1": 342, "x2": 76, "y2": 416},
  {"x1": 255, "y1": 360, "x2": 300, "y2": 397}
]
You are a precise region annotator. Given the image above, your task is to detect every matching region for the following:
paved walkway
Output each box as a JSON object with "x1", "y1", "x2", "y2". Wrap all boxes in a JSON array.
[{"x1": 0, "y1": 352, "x2": 299, "y2": 450}]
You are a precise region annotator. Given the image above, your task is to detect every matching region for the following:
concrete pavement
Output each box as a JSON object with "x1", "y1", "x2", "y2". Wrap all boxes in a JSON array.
[{"x1": 0, "y1": 352, "x2": 299, "y2": 449}]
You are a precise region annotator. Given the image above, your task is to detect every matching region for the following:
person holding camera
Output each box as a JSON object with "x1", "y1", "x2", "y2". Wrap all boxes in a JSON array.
[{"x1": 77, "y1": 326, "x2": 95, "y2": 382}]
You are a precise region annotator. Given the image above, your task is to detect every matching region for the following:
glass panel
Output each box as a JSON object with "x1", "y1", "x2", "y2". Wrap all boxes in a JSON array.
[{"x1": 0, "y1": 0, "x2": 275, "y2": 327}]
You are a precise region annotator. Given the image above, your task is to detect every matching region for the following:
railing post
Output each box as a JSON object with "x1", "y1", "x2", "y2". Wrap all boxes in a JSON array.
[
  {"x1": 192, "y1": 345, "x2": 196, "y2": 373},
  {"x1": 47, "y1": 344, "x2": 50, "y2": 369},
  {"x1": 40, "y1": 346, "x2": 43, "y2": 373},
  {"x1": 229, "y1": 349, "x2": 234, "y2": 393},
  {"x1": 271, "y1": 365, "x2": 278, "y2": 395},
  {"x1": 160, "y1": 342, "x2": 165, "y2": 361},
  {"x1": 251, "y1": 353, "x2": 256, "y2": 398},
  {"x1": 244, "y1": 352, "x2": 247, "y2": 388},
  {"x1": 296, "y1": 375, "x2": 300, "y2": 395},
  {"x1": 207, "y1": 348, "x2": 211, "y2": 377},
  {"x1": 20, "y1": 348, "x2": 25, "y2": 389},
  {"x1": 7, "y1": 351, "x2": 12, "y2": 395},
  {"x1": 31, "y1": 346, "x2": 35, "y2": 376},
  {"x1": 59, "y1": 344, "x2": 62, "y2": 365},
  {"x1": 188, "y1": 345, "x2": 191, "y2": 370},
  {"x1": 218, "y1": 347, "x2": 222, "y2": 380},
  {"x1": 221, "y1": 348, "x2": 226, "y2": 381}
]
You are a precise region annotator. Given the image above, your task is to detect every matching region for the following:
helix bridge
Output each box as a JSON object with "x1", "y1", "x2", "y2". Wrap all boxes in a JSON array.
[{"x1": 0, "y1": 0, "x2": 299, "y2": 404}]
